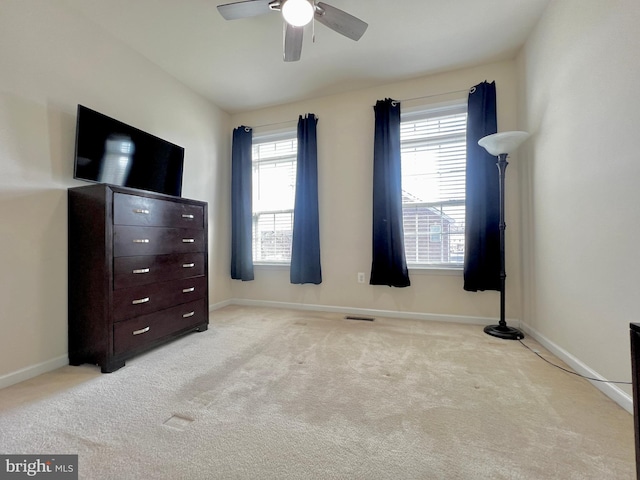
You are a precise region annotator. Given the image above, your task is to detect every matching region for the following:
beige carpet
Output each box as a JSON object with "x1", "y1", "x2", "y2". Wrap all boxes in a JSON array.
[{"x1": 0, "y1": 306, "x2": 635, "y2": 479}]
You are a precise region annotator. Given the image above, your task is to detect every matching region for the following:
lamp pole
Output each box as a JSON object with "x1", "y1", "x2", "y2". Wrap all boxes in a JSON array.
[
  {"x1": 497, "y1": 153, "x2": 508, "y2": 331},
  {"x1": 482, "y1": 151, "x2": 524, "y2": 340},
  {"x1": 477, "y1": 131, "x2": 529, "y2": 340}
]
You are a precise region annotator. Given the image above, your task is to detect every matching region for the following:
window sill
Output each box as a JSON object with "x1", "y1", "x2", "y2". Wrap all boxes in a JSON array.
[
  {"x1": 253, "y1": 262, "x2": 290, "y2": 269},
  {"x1": 408, "y1": 266, "x2": 462, "y2": 276},
  {"x1": 252, "y1": 264, "x2": 461, "y2": 275}
]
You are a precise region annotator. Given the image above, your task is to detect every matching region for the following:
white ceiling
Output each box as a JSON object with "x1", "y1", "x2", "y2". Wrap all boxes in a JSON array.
[{"x1": 62, "y1": 0, "x2": 550, "y2": 113}]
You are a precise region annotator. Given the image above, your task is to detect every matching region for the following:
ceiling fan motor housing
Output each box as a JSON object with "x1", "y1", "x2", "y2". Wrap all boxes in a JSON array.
[{"x1": 217, "y1": 0, "x2": 368, "y2": 61}]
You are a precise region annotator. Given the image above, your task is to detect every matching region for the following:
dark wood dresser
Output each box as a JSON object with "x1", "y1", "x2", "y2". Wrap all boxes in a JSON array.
[{"x1": 68, "y1": 184, "x2": 209, "y2": 373}]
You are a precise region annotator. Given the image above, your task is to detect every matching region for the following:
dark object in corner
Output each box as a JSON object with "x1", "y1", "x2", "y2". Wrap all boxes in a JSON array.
[{"x1": 629, "y1": 323, "x2": 640, "y2": 479}]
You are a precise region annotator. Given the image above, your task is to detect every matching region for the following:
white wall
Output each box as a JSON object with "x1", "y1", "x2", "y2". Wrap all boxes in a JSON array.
[
  {"x1": 0, "y1": 1, "x2": 230, "y2": 381},
  {"x1": 230, "y1": 61, "x2": 522, "y2": 322},
  {"x1": 518, "y1": 0, "x2": 640, "y2": 396}
]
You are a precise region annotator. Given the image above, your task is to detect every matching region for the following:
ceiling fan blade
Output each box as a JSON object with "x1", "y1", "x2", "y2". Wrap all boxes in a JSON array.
[
  {"x1": 217, "y1": 0, "x2": 273, "y2": 20},
  {"x1": 314, "y1": 2, "x2": 367, "y2": 41},
  {"x1": 284, "y1": 22, "x2": 303, "y2": 62}
]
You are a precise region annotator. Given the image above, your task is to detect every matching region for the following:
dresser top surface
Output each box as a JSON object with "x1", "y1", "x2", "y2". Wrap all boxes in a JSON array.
[{"x1": 69, "y1": 183, "x2": 207, "y2": 207}]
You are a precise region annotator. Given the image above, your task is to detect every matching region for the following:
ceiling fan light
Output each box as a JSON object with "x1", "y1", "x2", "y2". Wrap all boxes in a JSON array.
[{"x1": 282, "y1": 0, "x2": 314, "y2": 27}]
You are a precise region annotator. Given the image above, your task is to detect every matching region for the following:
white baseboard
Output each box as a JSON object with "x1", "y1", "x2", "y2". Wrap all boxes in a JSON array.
[
  {"x1": 226, "y1": 297, "x2": 516, "y2": 326},
  {"x1": 209, "y1": 298, "x2": 234, "y2": 311},
  {"x1": 520, "y1": 323, "x2": 633, "y2": 414},
  {"x1": 0, "y1": 355, "x2": 69, "y2": 390}
]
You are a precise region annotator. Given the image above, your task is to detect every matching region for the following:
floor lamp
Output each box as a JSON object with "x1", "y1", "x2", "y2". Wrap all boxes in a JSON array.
[{"x1": 477, "y1": 131, "x2": 530, "y2": 340}]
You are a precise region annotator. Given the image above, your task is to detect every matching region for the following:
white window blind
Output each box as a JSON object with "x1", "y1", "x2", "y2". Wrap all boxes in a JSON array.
[
  {"x1": 400, "y1": 103, "x2": 467, "y2": 267},
  {"x1": 252, "y1": 132, "x2": 297, "y2": 263}
]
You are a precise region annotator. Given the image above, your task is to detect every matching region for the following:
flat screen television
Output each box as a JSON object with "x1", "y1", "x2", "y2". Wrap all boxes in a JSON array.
[{"x1": 73, "y1": 105, "x2": 184, "y2": 197}]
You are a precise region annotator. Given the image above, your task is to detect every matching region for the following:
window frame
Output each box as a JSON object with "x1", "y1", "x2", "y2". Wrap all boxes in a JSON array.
[
  {"x1": 400, "y1": 101, "x2": 468, "y2": 271},
  {"x1": 251, "y1": 128, "x2": 298, "y2": 265}
]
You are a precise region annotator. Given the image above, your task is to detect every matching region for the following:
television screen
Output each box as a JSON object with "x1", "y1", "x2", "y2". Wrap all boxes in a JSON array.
[{"x1": 74, "y1": 105, "x2": 184, "y2": 197}]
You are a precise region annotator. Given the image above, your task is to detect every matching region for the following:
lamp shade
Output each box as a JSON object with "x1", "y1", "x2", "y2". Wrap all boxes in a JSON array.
[
  {"x1": 478, "y1": 131, "x2": 530, "y2": 156},
  {"x1": 282, "y1": 0, "x2": 314, "y2": 27}
]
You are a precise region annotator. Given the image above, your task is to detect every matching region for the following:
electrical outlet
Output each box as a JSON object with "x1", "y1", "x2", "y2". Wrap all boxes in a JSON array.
[{"x1": 357, "y1": 272, "x2": 365, "y2": 284}]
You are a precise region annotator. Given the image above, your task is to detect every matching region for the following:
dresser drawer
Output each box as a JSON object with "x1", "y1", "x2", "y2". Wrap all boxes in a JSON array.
[
  {"x1": 112, "y1": 275, "x2": 207, "y2": 322},
  {"x1": 113, "y1": 299, "x2": 207, "y2": 356},
  {"x1": 113, "y1": 253, "x2": 205, "y2": 289},
  {"x1": 113, "y1": 225, "x2": 205, "y2": 257},
  {"x1": 113, "y1": 193, "x2": 205, "y2": 229}
]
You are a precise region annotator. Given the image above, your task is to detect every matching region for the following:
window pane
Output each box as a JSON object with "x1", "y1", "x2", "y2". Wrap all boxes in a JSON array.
[
  {"x1": 253, "y1": 159, "x2": 295, "y2": 212},
  {"x1": 253, "y1": 211, "x2": 294, "y2": 262},
  {"x1": 401, "y1": 105, "x2": 467, "y2": 267},
  {"x1": 252, "y1": 135, "x2": 297, "y2": 263}
]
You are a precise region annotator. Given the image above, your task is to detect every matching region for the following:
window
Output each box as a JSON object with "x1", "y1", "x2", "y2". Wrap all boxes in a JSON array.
[
  {"x1": 400, "y1": 103, "x2": 467, "y2": 268},
  {"x1": 252, "y1": 131, "x2": 297, "y2": 263}
]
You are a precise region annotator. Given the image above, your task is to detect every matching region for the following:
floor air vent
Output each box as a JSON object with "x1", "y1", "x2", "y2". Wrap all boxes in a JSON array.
[{"x1": 344, "y1": 315, "x2": 375, "y2": 322}]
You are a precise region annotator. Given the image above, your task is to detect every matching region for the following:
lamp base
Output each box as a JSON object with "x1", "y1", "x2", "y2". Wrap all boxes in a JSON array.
[{"x1": 484, "y1": 324, "x2": 524, "y2": 340}]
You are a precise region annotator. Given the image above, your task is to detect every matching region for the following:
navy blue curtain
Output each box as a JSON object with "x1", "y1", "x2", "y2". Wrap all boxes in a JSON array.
[
  {"x1": 230, "y1": 126, "x2": 254, "y2": 281},
  {"x1": 464, "y1": 81, "x2": 499, "y2": 291},
  {"x1": 290, "y1": 114, "x2": 322, "y2": 284},
  {"x1": 370, "y1": 99, "x2": 410, "y2": 287}
]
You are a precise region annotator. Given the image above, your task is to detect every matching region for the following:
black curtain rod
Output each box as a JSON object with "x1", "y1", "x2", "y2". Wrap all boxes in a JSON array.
[
  {"x1": 242, "y1": 88, "x2": 470, "y2": 129},
  {"x1": 248, "y1": 119, "x2": 297, "y2": 130},
  {"x1": 378, "y1": 88, "x2": 471, "y2": 107}
]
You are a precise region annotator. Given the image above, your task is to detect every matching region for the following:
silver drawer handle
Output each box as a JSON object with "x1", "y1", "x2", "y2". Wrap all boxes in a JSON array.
[
  {"x1": 133, "y1": 326, "x2": 150, "y2": 335},
  {"x1": 182, "y1": 311, "x2": 195, "y2": 318},
  {"x1": 132, "y1": 268, "x2": 150, "y2": 274},
  {"x1": 182, "y1": 238, "x2": 195, "y2": 243},
  {"x1": 133, "y1": 209, "x2": 149, "y2": 214},
  {"x1": 132, "y1": 297, "x2": 150, "y2": 305},
  {"x1": 182, "y1": 214, "x2": 194, "y2": 219},
  {"x1": 182, "y1": 263, "x2": 195, "y2": 268},
  {"x1": 182, "y1": 287, "x2": 195, "y2": 293},
  {"x1": 133, "y1": 239, "x2": 150, "y2": 243}
]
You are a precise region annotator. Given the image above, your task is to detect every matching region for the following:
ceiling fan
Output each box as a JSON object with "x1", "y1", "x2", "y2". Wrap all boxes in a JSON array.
[{"x1": 217, "y1": 0, "x2": 368, "y2": 62}]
